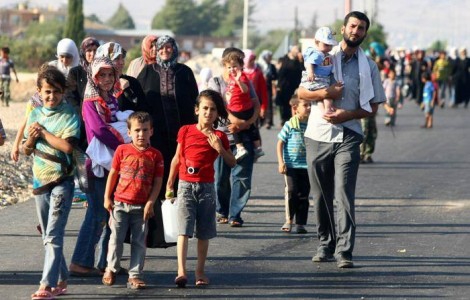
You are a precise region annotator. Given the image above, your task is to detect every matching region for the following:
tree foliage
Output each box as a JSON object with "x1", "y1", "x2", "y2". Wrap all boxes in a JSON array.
[
  {"x1": 64, "y1": 0, "x2": 85, "y2": 46},
  {"x1": 106, "y1": 3, "x2": 135, "y2": 29},
  {"x1": 86, "y1": 14, "x2": 103, "y2": 24},
  {"x1": 429, "y1": 40, "x2": 446, "y2": 52},
  {"x1": 151, "y1": 0, "x2": 249, "y2": 37},
  {"x1": 151, "y1": 0, "x2": 198, "y2": 34}
]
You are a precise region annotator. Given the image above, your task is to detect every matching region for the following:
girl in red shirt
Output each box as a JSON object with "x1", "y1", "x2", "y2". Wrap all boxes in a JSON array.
[{"x1": 166, "y1": 90, "x2": 236, "y2": 288}]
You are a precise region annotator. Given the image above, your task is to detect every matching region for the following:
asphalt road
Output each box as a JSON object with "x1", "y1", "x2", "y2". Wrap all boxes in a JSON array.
[{"x1": 1, "y1": 101, "x2": 469, "y2": 299}]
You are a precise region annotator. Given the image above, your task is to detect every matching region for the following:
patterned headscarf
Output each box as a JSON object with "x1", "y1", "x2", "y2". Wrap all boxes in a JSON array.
[
  {"x1": 83, "y1": 56, "x2": 123, "y2": 144},
  {"x1": 83, "y1": 56, "x2": 116, "y2": 102},
  {"x1": 142, "y1": 35, "x2": 158, "y2": 64},
  {"x1": 155, "y1": 35, "x2": 179, "y2": 70},
  {"x1": 79, "y1": 37, "x2": 100, "y2": 68}
]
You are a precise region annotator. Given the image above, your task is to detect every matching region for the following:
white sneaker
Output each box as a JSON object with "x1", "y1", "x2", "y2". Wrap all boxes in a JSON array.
[{"x1": 235, "y1": 147, "x2": 248, "y2": 161}]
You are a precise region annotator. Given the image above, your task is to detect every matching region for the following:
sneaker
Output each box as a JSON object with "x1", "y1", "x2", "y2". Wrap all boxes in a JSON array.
[
  {"x1": 336, "y1": 252, "x2": 354, "y2": 268},
  {"x1": 234, "y1": 147, "x2": 248, "y2": 161},
  {"x1": 312, "y1": 248, "x2": 334, "y2": 262},
  {"x1": 254, "y1": 147, "x2": 265, "y2": 159}
]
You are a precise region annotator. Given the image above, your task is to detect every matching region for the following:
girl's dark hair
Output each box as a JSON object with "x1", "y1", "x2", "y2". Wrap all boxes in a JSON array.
[
  {"x1": 1, "y1": 47, "x2": 10, "y2": 54},
  {"x1": 127, "y1": 111, "x2": 153, "y2": 129},
  {"x1": 196, "y1": 89, "x2": 228, "y2": 128},
  {"x1": 37, "y1": 64, "x2": 67, "y2": 91}
]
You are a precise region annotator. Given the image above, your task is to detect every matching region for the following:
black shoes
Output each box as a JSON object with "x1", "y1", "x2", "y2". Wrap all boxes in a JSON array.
[
  {"x1": 312, "y1": 249, "x2": 354, "y2": 268},
  {"x1": 336, "y1": 253, "x2": 354, "y2": 268},
  {"x1": 312, "y1": 248, "x2": 334, "y2": 262}
]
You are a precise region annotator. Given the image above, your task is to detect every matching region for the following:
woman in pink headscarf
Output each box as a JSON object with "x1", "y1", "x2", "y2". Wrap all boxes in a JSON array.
[{"x1": 127, "y1": 35, "x2": 158, "y2": 78}]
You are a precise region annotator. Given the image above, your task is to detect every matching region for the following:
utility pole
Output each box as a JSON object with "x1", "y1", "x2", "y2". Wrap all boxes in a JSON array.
[
  {"x1": 242, "y1": 0, "x2": 248, "y2": 49},
  {"x1": 345, "y1": 0, "x2": 351, "y2": 15}
]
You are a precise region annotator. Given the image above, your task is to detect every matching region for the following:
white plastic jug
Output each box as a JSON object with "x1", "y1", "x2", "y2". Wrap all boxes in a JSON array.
[{"x1": 161, "y1": 198, "x2": 179, "y2": 243}]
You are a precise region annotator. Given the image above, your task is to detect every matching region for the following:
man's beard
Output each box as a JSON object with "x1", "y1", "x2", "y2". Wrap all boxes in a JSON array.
[{"x1": 343, "y1": 32, "x2": 365, "y2": 48}]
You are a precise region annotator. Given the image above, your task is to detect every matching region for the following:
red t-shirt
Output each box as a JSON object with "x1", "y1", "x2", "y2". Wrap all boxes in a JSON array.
[
  {"x1": 226, "y1": 72, "x2": 253, "y2": 113},
  {"x1": 112, "y1": 143, "x2": 164, "y2": 205},
  {"x1": 177, "y1": 125, "x2": 229, "y2": 183}
]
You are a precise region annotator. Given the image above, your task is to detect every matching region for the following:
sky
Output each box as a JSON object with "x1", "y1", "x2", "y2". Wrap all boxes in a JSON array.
[{"x1": 2, "y1": 0, "x2": 470, "y2": 49}]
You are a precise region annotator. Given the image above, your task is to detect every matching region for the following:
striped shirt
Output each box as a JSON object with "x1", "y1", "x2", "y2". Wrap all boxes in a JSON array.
[
  {"x1": 278, "y1": 121, "x2": 308, "y2": 169},
  {"x1": 25, "y1": 102, "x2": 80, "y2": 193}
]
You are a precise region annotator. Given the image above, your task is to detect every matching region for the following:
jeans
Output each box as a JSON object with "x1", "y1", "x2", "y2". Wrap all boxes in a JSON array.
[
  {"x1": 229, "y1": 141, "x2": 254, "y2": 223},
  {"x1": 34, "y1": 178, "x2": 74, "y2": 287},
  {"x1": 214, "y1": 155, "x2": 232, "y2": 218},
  {"x1": 71, "y1": 177, "x2": 108, "y2": 269},
  {"x1": 305, "y1": 128, "x2": 362, "y2": 257},
  {"x1": 107, "y1": 202, "x2": 147, "y2": 279}
]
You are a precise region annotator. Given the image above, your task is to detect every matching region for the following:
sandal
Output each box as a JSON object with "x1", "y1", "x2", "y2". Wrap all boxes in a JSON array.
[
  {"x1": 102, "y1": 270, "x2": 116, "y2": 286},
  {"x1": 281, "y1": 222, "x2": 292, "y2": 233},
  {"x1": 127, "y1": 277, "x2": 146, "y2": 289},
  {"x1": 229, "y1": 220, "x2": 243, "y2": 227},
  {"x1": 31, "y1": 289, "x2": 54, "y2": 300},
  {"x1": 195, "y1": 277, "x2": 210, "y2": 287},
  {"x1": 217, "y1": 216, "x2": 229, "y2": 224},
  {"x1": 51, "y1": 287, "x2": 67, "y2": 297},
  {"x1": 175, "y1": 275, "x2": 188, "y2": 288}
]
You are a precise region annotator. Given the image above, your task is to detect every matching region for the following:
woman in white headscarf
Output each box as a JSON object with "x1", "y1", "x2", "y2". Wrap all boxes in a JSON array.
[{"x1": 49, "y1": 38, "x2": 80, "y2": 77}]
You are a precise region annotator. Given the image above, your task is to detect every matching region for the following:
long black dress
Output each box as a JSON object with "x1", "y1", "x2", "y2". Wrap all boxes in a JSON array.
[{"x1": 137, "y1": 62, "x2": 198, "y2": 199}]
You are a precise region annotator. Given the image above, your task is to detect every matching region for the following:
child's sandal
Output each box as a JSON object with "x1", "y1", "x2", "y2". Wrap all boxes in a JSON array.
[{"x1": 102, "y1": 270, "x2": 116, "y2": 286}]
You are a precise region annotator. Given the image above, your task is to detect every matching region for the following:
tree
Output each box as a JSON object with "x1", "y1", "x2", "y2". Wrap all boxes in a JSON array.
[
  {"x1": 212, "y1": 0, "x2": 247, "y2": 38},
  {"x1": 64, "y1": 0, "x2": 85, "y2": 45},
  {"x1": 86, "y1": 14, "x2": 103, "y2": 24},
  {"x1": 195, "y1": 0, "x2": 223, "y2": 36},
  {"x1": 151, "y1": 0, "x2": 198, "y2": 35},
  {"x1": 106, "y1": 3, "x2": 135, "y2": 29},
  {"x1": 429, "y1": 40, "x2": 446, "y2": 52}
]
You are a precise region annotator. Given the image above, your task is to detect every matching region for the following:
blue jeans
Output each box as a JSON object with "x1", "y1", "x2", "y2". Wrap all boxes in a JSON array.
[
  {"x1": 107, "y1": 202, "x2": 147, "y2": 279},
  {"x1": 229, "y1": 141, "x2": 254, "y2": 223},
  {"x1": 71, "y1": 177, "x2": 108, "y2": 269},
  {"x1": 214, "y1": 155, "x2": 232, "y2": 218},
  {"x1": 34, "y1": 178, "x2": 74, "y2": 287}
]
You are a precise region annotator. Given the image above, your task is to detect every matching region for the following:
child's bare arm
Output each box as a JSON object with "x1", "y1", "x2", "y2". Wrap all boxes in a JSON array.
[
  {"x1": 276, "y1": 140, "x2": 286, "y2": 174},
  {"x1": 235, "y1": 70, "x2": 249, "y2": 93},
  {"x1": 166, "y1": 144, "x2": 181, "y2": 195},
  {"x1": 39, "y1": 127, "x2": 74, "y2": 154},
  {"x1": 12, "y1": 66, "x2": 19, "y2": 82},
  {"x1": 144, "y1": 176, "x2": 163, "y2": 221},
  {"x1": 306, "y1": 64, "x2": 315, "y2": 81},
  {"x1": 104, "y1": 168, "x2": 119, "y2": 212},
  {"x1": 21, "y1": 123, "x2": 41, "y2": 156},
  {"x1": 208, "y1": 133, "x2": 236, "y2": 167},
  {"x1": 11, "y1": 117, "x2": 27, "y2": 161}
]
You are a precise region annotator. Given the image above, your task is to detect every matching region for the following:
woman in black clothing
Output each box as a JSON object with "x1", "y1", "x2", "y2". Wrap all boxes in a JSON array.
[{"x1": 137, "y1": 35, "x2": 199, "y2": 199}]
